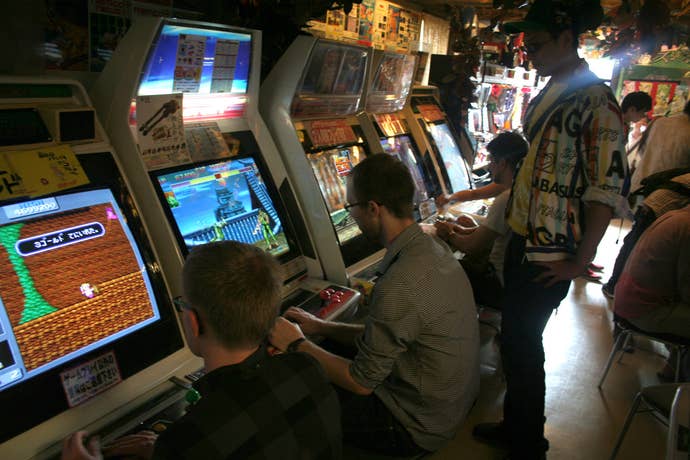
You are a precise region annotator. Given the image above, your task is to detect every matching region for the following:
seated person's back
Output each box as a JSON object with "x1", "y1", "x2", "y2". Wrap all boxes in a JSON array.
[
  {"x1": 155, "y1": 349, "x2": 339, "y2": 460},
  {"x1": 62, "y1": 242, "x2": 341, "y2": 460},
  {"x1": 614, "y1": 205, "x2": 690, "y2": 339}
]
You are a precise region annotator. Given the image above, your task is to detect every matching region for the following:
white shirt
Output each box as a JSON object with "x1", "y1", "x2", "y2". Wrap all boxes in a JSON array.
[
  {"x1": 483, "y1": 190, "x2": 511, "y2": 285},
  {"x1": 630, "y1": 113, "x2": 690, "y2": 193}
]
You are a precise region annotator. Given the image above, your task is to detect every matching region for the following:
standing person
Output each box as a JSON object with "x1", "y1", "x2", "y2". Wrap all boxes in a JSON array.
[
  {"x1": 472, "y1": 1, "x2": 628, "y2": 459},
  {"x1": 62, "y1": 241, "x2": 342, "y2": 460},
  {"x1": 269, "y1": 154, "x2": 480, "y2": 456},
  {"x1": 620, "y1": 91, "x2": 652, "y2": 173}
]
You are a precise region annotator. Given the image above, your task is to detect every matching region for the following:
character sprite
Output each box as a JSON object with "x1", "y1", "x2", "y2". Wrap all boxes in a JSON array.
[
  {"x1": 80, "y1": 283, "x2": 99, "y2": 299},
  {"x1": 254, "y1": 209, "x2": 278, "y2": 249},
  {"x1": 210, "y1": 219, "x2": 228, "y2": 242}
]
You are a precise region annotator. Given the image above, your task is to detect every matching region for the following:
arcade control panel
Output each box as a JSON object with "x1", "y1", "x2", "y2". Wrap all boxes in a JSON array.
[{"x1": 281, "y1": 283, "x2": 360, "y2": 321}]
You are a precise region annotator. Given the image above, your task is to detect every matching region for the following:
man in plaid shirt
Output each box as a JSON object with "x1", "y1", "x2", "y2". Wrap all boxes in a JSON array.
[{"x1": 62, "y1": 242, "x2": 341, "y2": 460}]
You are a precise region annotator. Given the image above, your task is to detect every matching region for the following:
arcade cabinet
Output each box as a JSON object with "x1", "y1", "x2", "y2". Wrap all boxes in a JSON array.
[
  {"x1": 260, "y1": 36, "x2": 384, "y2": 281},
  {"x1": 402, "y1": 87, "x2": 487, "y2": 218},
  {"x1": 357, "y1": 51, "x2": 441, "y2": 222},
  {"x1": 91, "y1": 18, "x2": 358, "y2": 318},
  {"x1": 0, "y1": 77, "x2": 197, "y2": 459}
]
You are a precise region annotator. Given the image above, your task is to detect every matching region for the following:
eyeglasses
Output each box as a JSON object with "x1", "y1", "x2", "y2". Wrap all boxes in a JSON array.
[
  {"x1": 344, "y1": 201, "x2": 365, "y2": 212},
  {"x1": 173, "y1": 296, "x2": 192, "y2": 313}
]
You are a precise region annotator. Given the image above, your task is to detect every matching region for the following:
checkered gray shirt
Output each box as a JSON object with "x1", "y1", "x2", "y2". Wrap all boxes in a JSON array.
[{"x1": 349, "y1": 223, "x2": 480, "y2": 452}]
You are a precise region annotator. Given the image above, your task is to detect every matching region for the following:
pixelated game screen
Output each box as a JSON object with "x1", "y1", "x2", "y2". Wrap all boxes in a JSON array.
[
  {"x1": 0, "y1": 152, "x2": 183, "y2": 443},
  {"x1": 138, "y1": 23, "x2": 251, "y2": 95},
  {"x1": 152, "y1": 156, "x2": 294, "y2": 259},
  {"x1": 428, "y1": 122, "x2": 472, "y2": 194},
  {"x1": 0, "y1": 189, "x2": 160, "y2": 390}
]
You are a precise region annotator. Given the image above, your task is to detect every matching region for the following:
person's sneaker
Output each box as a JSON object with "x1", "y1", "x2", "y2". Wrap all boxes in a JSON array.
[
  {"x1": 601, "y1": 283, "x2": 614, "y2": 299},
  {"x1": 473, "y1": 422, "x2": 509, "y2": 448}
]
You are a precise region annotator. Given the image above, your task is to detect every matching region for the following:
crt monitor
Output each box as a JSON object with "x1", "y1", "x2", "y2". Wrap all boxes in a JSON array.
[
  {"x1": 138, "y1": 23, "x2": 252, "y2": 96},
  {"x1": 151, "y1": 155, "x2": 300, "y2": 262},
  {"x1": 428, "y1": 122, "x2": 472, "y2": 194},
  {"x1": 0, "y1": 152, "x2": 182, "y2": 444}
]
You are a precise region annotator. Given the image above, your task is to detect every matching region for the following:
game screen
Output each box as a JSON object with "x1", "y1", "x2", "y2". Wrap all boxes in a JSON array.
[
  {"x1": 307, "y1": 145, "x2": 364, "y2": 246},
  {"x1": 428, "y1": 122, "x2": 472, "y2": 194},
  {"x1": 366, "y1": 53, "x2": 416, "y2": 113},
  {"x1": 153, "y1": 157, "x2": 291, "y2": 257},
  {"x1": 139, "y1": 24, "x2": 251, "y2": 95},
  {"x1": 380, "y1": 136, "x2": 430, "y2": 207},
  {"x1": 0, "y1": 189, "x2": 160, "y2": 391}
]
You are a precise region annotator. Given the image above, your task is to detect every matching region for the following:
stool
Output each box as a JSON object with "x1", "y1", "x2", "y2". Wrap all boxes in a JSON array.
[{"x1": 598, "y1": 316, "x2": 690, "y2": 388}]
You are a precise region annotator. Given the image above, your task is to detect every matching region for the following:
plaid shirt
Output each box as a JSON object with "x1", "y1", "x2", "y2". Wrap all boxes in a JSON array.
[{"x1": 152, "y1": 346, "x2": 341, "y2": 460}]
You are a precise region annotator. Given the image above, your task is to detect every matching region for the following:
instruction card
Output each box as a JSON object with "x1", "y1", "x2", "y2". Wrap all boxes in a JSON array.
[
  {"x1": 60, "y1": 350, "x2": 122, "y2": 407},
  {"x1": 0, "y1": 145, "x2": 90, "y2": 201}
]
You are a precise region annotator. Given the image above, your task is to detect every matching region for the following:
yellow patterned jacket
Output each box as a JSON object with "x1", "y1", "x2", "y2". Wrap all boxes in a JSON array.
[{"x1": 507, "y1": 61, "x2": 628, "y2": 262}]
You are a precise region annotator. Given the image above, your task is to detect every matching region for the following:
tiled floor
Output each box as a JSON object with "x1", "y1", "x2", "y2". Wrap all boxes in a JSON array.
[{"x1": 431, "y1": 221, "x2": 669, "y2": 459}]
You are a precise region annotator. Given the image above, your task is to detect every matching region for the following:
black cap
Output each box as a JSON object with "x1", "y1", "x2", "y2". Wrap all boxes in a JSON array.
[{"x1": 504, "y1": 0, "x2": 602, "y2": 34}]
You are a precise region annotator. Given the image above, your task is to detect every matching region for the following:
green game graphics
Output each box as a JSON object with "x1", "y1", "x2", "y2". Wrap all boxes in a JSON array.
[{"x1": 0, "y1": 223, "x2": 57, "y2": 324}]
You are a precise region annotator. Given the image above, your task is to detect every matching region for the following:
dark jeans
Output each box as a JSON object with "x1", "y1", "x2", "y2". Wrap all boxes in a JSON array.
[
  {"x1": 605, "y1": 205, "x2": 656, "y2": 289},
  {"x1": 337, "y1": 388, "x2": 426, "y2": 457},
  {"x1": 501, "y1": 234, "x2": 571, "y2": 458}
]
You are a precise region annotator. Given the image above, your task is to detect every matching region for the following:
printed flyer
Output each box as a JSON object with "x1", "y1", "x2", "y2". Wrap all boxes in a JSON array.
[{"x1": 136, "y1": 93, "x2": 191, "y2": 170}]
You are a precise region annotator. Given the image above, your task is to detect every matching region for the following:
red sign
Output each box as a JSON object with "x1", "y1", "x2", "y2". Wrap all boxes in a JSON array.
[
  {"x1": 418, "y1": 104, "x2": 445, "y2": 123},
  {"x1": 374, "y1": 113, "x2": 406, "y2": 137},
  {"x1": 307, "y1": 119, "x2": 358, "y2": 148}
]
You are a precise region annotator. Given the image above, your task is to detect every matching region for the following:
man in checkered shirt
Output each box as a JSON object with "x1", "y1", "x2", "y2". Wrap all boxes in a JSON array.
[
  {"x1": 270, "y1": 154, "x2": 480, "y2": 456},
  {"x1": 62, "y1": 241, "x2": 341, "y2": 460}
]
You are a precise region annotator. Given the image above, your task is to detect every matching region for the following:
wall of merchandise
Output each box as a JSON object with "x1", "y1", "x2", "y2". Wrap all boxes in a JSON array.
[{"x1": 307, "y1": 0, "x2": 450, "y2": 55}]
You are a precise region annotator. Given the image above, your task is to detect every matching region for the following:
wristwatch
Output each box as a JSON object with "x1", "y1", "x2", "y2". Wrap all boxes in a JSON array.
[{"x1": 286, "y1": 337, "x2": 307, "y2": 353}]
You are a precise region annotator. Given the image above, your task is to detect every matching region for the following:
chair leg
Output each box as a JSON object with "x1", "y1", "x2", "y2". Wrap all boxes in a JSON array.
[
  {"x1": 599, "y1": 331, "x2": 628, "y2": 388},
  {"x1": 609, "y1": 391, "x2": 644, "y2": 460},
  {"x1": 665, "y1": 385, "x2": 689, "y2": 460},
  {"x1": 616, "y1": 333, "x2": 632, "y2": 364}
]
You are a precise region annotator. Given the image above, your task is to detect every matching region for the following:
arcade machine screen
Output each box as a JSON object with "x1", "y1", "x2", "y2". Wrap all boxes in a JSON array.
[
  {"x1": 307, "y1": 145, "x2": 364, "y2": 246},
  {"x1": 367, "y1": 54, "x2": 416, "y2": 113},
  {"x1": 380, "y1": 135, "x2": 430, "y2": 210},
  {"x1": 428, "y1": 122, "x2": 472, "y2": 194},
  {"x1": 292, "y1": 42, "x2": 368, "y2": 118},
  {"x1": 138, "y1": 24, "x2": 251, "y2": 95},
  {"x1": 0, "y1": 153, "x2": 180, "y2": 443},
  {"x1": 152, "y1": 157, "x2": 297, "y2": 260}
]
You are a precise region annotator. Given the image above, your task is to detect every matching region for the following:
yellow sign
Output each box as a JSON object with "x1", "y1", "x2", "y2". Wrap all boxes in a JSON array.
[{"x1": 0, "y1": 145, "x2": 89, "y2": 201}]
